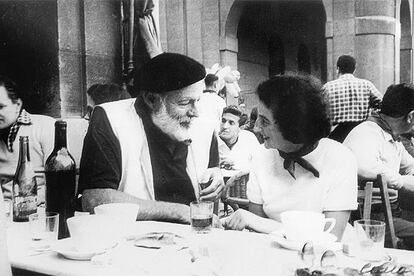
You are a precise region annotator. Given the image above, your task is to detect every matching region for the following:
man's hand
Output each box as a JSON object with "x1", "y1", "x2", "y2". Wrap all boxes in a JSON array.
[
  {"x1": 223, "y1": 170, "x2": 249, "y2": 198},
  {"x1": 221, "y1": 209, "x2": 255, "y2": 231},
  {"x1": 199, "y1": 168, "x2": 224, "y2": 201},
  {"x1": 220, "y1": 158, "x2": 234, "y2": 170}
]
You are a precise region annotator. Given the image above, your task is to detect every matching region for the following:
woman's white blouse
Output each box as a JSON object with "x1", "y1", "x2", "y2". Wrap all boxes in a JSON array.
[{"x1": 247, "y1": 138, "x2": 358, "y2": 221}]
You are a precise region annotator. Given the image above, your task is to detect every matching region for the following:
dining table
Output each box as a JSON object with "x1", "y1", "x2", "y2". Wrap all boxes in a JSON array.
[{"x1": 7, "y1": 220, "x2": 414, "y2": 276}]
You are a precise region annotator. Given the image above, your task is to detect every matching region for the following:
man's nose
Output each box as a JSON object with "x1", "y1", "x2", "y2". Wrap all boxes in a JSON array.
[
  {"x1": 188, "y1": 103, "x2": 199, "y2": 118},
  {"x1": 253, "y1": 119, "x2": 261, "y2": 133}
]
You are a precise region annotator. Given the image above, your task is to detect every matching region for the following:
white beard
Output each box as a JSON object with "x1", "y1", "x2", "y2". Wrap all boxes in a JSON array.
[{"x1": 151, "y1": 103, "x2": 192, "y2": 142}]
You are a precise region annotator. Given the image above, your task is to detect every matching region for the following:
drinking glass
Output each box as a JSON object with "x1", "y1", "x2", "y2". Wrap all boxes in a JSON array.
[
  {"x1": 190, "y1": 201, "x2": 213, "y2": 234},
  {"x1": 29, "y1": 212, "x2": 59, "y2": 251},
  {"x1": 4, "y1": 199, "x2": 12, "y2": 226},
  {"x1": 354, "y1": 219, "x2": 386, "y2": 261}
]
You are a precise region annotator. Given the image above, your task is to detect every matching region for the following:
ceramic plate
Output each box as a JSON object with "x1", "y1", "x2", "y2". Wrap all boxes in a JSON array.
[
  {"x1": 134, "y1": 232, "x2": 187, "y2": 250},
  {"x1": 52, "y1": 238, "x2": 113, "y2": 261},
  {"x1": 269, "y1": 230, "x2": 341, "y2": 252}
]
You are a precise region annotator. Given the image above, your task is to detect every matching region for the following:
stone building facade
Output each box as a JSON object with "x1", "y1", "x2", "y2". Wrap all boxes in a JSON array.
[
  {"x1": 159, "y1": 0, "x2": 413, "y2": 112},
  {"x1": 0, "y1": 0, "x2": 411, "y2": 117}
]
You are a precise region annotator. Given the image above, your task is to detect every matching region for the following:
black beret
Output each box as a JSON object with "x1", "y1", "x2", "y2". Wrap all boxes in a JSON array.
[{"x1": 133, "y1": 53, "x2": 206, "y2": 94}]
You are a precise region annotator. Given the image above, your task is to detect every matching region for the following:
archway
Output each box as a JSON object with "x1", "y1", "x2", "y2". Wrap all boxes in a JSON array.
[
  {"x1": 0, "y1": 1, "x2": 59, "y2": 116},
  {"x1": 221, "y1": 0, "x2": 326, "y2": 111},
  {"x1": 400, "y1": 0, "x2": 412, "y2": 83}
]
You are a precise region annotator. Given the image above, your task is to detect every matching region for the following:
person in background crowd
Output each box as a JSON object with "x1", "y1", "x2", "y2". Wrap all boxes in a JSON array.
[
  {"x1": 198, "y1": 74, "x2": 226, "y2": 132},
  {"x1": 218, "y1": 105, "x2": 260, "y2": 172},
  {"x1": 241, "y1": 107, "x2": 264, "y2": 144},
  {"x1": 223, "y1": 74, "x2": 357, "y2": 241},
  {"x1": 323, "y1": 55, "x2": 382, "y2": 142},
  {"x1": 79, "y1": 53, "x2": 224, "y2": 224},
  {"x1": 400, "y1": 131, "x2": 414, "y2": 158},
  {"x1": 218, "y1": 87, "x2": 226, "y2": 100},
  {"x1": 84, "y1": 83, "x2": 130, "y2": 120},
  {"x1": 0, "y1": 190, "x2": 11, "y2": 276},
  {"x1": 0, "y1": 76, "x2": 54, "y2": 203},
  {"x1": 344, "y1": 83, "x2": 414, "y2": 249}
]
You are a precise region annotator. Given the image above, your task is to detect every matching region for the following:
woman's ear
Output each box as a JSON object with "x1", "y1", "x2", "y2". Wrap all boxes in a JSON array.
[{"x1": 407, "y1": 111, "x2": 414, "y2": 124}]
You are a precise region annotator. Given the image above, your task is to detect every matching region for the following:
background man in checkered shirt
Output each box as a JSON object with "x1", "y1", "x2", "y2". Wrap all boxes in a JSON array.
[{"x1": 323, "y1": 55, "x2": 382, "y2": 142}]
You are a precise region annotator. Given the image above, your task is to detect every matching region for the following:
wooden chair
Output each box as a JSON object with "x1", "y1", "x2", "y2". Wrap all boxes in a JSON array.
[
  {"x1": 222, "y1": 171, "x2": 250, "y2": 213},
  {"x1": 357, "y1": 174, "x2": 399, "y2": 248}
]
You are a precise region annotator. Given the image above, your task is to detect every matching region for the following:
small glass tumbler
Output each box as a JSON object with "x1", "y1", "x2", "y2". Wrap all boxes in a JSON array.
[
  {"x1": 29, "y1": 212, "x2": 59, "y2": 251},
  {"x1": 4, "y1": 199, "x2": 12, "y2": 226},
  {"x1": 354, "y1": 219, "x2": 386, "y2": 261},
  {"x1": 190, "y1": 201, "x2": 213, "y2": 234}
]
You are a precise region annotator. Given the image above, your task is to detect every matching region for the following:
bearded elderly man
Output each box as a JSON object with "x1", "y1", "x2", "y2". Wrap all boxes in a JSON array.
[{"x1": 79, "y1": 53, "x2": 224, "y2": 224}]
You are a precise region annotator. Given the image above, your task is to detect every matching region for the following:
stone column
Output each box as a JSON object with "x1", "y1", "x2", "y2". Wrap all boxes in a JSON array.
[
  {"x1": 57, "y1": 0, "x2": 86, "y2": 117},
  {"x1": 83, "y1": 0, "x2": 122, "y2": 88},
  {"x1": 57, "y1": 0, "x2": 122, "y2": 118},
  {"x1": 354, "y1": 0, "x2": 397, "y2": 94},
  {"x1": 326, "y1": 0, "x2": 356, "y2": 81}
]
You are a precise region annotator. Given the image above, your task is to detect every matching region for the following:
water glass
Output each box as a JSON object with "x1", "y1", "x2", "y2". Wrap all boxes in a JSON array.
[
  {"x1": 190, "y1": 201, "x2": 213, "y2": 234},
  {"x1": 29, "y1": 212, "x2": 59, "y2": 251},
  {"x1": 354, "y1": 219, "x2": 386, "y2": 261},
  {"x1": 4, "y1": 199, "x2": 12, "y2": 226}
]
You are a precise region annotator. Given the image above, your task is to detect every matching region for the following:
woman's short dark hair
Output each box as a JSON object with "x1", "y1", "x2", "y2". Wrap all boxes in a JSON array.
[
  {"x1": 381, "y1": 83, "x2": 414, "y2": 118},
  {"x1": 86, "y1": 83, "x2": 130, "y2": 105},
  {"x1": 256, "y1": 74, "x2": 331, "y2": 144},
  {"x1": 0, "y1": 75, "x2": 21, "y2": 103}
]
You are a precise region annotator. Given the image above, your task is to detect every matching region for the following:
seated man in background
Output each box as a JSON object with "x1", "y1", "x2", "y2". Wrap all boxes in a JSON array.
[
  {"x1": 218, "y1": 105, "x2": 260, "y2": 172},
  {"x1": 84, "y1": 83, "x2": 130, "y2": 120},
  {"x1": 79, "y1": 53, "x2": 224, "y2": 224},
  {"x1": 0, "y1": 76, "x2": 54, "y2": 202},
  {"x1": 344, "y1": 83, "x2": 414, "y2": 249}
]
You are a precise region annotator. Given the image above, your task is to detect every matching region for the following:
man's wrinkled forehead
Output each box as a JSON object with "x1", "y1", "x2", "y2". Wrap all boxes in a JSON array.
[{"x1": 164, "y1": 80, "x2": 204, "y2": 101}]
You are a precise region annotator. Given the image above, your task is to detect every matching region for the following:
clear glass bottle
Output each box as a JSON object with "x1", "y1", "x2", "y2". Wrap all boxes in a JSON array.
[
  {"x1": 12, "y1": 136, "x2": 37, "y2": 222},
  {"x1": 45, "y1": 120, "x2": 76, "y2": 239}
]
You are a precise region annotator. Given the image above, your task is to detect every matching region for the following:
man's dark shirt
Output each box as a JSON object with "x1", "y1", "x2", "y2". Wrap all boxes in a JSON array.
[{"x1": 78, "y1": 101, "x2": 219, "y2": 206}]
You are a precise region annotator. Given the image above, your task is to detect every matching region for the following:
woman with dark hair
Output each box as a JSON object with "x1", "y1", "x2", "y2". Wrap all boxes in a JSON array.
[{"x1": 222, "y1": 74, "x2": 358, "y2": 241}]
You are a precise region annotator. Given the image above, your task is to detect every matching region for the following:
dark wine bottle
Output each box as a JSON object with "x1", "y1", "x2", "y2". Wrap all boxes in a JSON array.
[
  {"x1": 45, "y1": 120, "x2": 76, "y2": 239},
  {"x1": 12, "y1": 136, "x2": 37, "y2": 222}
]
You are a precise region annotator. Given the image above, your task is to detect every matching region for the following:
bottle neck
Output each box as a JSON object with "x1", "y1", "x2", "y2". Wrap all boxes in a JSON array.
[
  {"x1": 18, "y1": 138, "x2": 30, "y2": 164},
  {"x1": 54, "y1": 125, "x2": 67, "y2": 150}
]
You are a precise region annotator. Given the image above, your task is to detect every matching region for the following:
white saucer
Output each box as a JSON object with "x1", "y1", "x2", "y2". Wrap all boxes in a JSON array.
[
  {"x1": 269, "y1": 230, "x2": 341, "y2": 252},
  {"x1": 52, "y1": 238, "x2": 113, "y2": 261}
]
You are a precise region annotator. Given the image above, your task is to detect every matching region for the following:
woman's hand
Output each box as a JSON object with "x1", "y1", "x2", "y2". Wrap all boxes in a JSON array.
[{"x1": 221, "y1": 209, "x2": 255, "y2": 231}]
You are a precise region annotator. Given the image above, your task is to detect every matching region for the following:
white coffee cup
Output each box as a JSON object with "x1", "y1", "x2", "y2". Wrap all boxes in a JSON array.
[
  {"x1": 94, "y1": 203, "x2": 139, "y2": 238},
  {"x1": 280, "y1": 210, "x2": 336, "y2": 242},
  {"x1": 67, "y1": 214, "x2": 121, "y2": 252}
]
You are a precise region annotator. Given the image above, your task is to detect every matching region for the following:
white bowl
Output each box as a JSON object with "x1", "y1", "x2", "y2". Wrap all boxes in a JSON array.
[
  {"x1": 67, "y1": 214, "x2": 121, "y2": 253},
  {"x1": 94, "y1": 203, "x2": 139, "y2": 238}
]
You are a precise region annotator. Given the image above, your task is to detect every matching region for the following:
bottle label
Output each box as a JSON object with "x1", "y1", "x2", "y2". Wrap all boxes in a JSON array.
[{"x1": 13, "y1": 195, "x2": 37, "y2": 220}]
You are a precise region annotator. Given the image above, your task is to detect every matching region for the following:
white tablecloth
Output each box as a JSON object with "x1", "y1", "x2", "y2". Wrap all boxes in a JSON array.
[{"x1": 7, "y1": 221, "x2": 414, "y2": 276}]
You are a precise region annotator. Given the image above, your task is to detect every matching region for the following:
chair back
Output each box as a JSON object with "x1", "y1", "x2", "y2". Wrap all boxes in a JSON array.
[{"x1": 358, "y1": 174, "x2": 399, "y2": 248}]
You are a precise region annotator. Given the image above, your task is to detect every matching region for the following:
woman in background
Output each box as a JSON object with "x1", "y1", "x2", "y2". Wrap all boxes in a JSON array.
[{"x1": 222, "y1": 74, "x2": 358, "y2": 241}]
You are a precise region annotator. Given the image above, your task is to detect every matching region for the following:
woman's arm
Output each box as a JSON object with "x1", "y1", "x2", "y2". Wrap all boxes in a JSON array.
[
  {"x1": 222, "y1": 202, "x2": 283, "y2": 233},
  {"x1": 323, "y1": 210, "x2": 351, "y2": 241}
]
